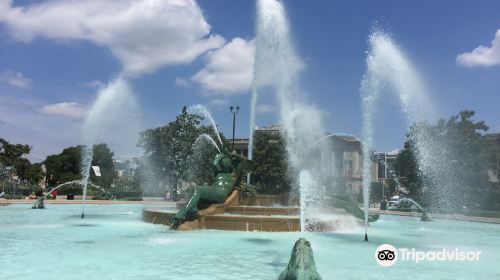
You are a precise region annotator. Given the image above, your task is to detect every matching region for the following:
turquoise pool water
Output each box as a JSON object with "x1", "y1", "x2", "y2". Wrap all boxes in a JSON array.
[{"x1": 1, "y1": 204, "x2": 499, "y2": 279}]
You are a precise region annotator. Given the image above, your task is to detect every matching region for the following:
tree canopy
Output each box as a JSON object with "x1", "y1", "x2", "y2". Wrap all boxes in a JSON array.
[
  {"x1": 90, "y1": 143, "x2": 115, "y2": 188},
  {"x1": 393, "y1": 110, "x2": 495, "y2": 212},
  {"x1": 43, "y1": 143, "x2": 115, "y2": 189},
  {"x1": 44, "y1": 146, "x2": 82, "y2": 183},
  {"x1": 250, "y1": 130, "x2": 291, "y2": 194},
  {"x1": 138, "y1": 107, "x2": 225, "y2": 195},
  {"x1": 0, "y1": 138, "x2": 43, "y2": 183}
]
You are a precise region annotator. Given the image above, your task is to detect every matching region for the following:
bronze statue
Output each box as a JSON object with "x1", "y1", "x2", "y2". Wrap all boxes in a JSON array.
[{"x1": 170, "y1": 147, "x2": 251, "y2": 229}]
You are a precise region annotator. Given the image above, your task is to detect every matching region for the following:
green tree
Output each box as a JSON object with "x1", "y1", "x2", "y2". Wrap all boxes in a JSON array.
[
  {"x1": 486, "y1": 134, "x2": 500, "y2": 183},
  {"x1": 186, "y1": 136, "x2": 220, "y2": 185},
  {"x1": 44, "y1": 146, "x2": 82, "y2": 183},
  {"x1": 138, "y1": 107, "x2": 225, "y2": 196},
  {"x1": 394, "y1": 110, "x2": 490, "y2": 211},
  {"x1": 90, "y1": 143, "x2": 115, "y2": 188},
  {"x1": 43, "y1": 143, "x2": 115, "y2": 189},
  {"x1": 370, "y1": 182, "x2": 384, "y2": 202},
  {"x1": 393, "y1": 133, "x2": 422, "y2": 199},
  {"x1": 0, "y1": 162, "x2": 13, "y2": 193},
  {"x1": 250, "y1": 130, "x2": 291, "y2": 194},
  {"x1": 0, "y1": 138, "x2": 43, "y2": 183}
]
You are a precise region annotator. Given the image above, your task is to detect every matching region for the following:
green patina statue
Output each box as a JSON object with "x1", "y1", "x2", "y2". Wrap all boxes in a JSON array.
[
  {"x1": 279, "y1": 238, "x2": 322, "y2": 280},
  {"x1": 169, "y1": 144, "x2": 377, "y2": 229},
  {"x1": 32, "y1": 197, "x2": 45, "y2": 209},
  {"x1": 331, "y1": 193, "x2": 379, "y2": 222},
  {"x1": 170, "y1": 147, "x2": 251, "y2": 229},
  {"x1": 421, "y1": 211, "x2": 432, "y2": 221}
]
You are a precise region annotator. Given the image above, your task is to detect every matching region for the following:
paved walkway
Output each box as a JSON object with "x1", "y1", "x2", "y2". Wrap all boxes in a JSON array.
[{"x1": 370, "y1": 208, "x2": 500, "y2": 224}]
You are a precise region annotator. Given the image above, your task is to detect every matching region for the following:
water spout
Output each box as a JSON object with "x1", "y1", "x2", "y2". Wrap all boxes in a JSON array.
[
  {"x1": 247, "y1": 83, "x2": 258, "y2": 184},
  {"x1": 32, "y1": 180, "x2": 81, "y2": 209},
  {"x1": 195, "y1": 134, "x2": 221, "y2": 153},
  {"x1": 253, "y1": 0, "x2": 332, "y2": 233},
  {"x1": 32, "y1": 180, "x2": 111, "y2": 210},
  {"x1": 360, "y1": 30, "x2": 434, "y2": 239},
  {"x1": 80, "y1": 76, "x2": 141, "y2": 218},
  {"x1": 188, "y1": 105, "x2": 224, "y2": 148},
  {"x1": 397, "y1": 197, "x2": 432, "y2": 221}
]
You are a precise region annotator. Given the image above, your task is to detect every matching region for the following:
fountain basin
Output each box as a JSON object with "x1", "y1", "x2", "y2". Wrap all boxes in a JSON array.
[
  {"x1": 225, "y1": 205, "x2": 299, "y2": 216},
  {"x1": 142, "y1": 206, "x2": 300, "y2": 232},
  {"x1": 143, "y1": 206, "x2": 375, "y2": 232},
  {"x1": 1, "y1": 203, "x2": 500, "y2": 280}
]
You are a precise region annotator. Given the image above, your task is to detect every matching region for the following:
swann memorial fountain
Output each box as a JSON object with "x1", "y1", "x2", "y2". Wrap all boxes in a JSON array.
[
  {"x1": 1, "y1": 0, "x2": 499, "y2": 280},
  {"x1": 143, "y1": 135, "x2": 374, "y2": 232}
]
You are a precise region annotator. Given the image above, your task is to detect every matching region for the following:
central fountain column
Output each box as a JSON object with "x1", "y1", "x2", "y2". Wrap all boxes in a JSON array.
[{"x1": 251, "y1": 0, "x2": 334, "y2": 233}]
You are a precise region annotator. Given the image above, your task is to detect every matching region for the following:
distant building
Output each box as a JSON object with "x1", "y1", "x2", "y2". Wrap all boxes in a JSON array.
[
  {"x1": 232, "y1": 124, "x2": 280, "y2": 156},
  {"x1": 485, "y1": 133, "x2": 500, "y2": 142},
  {"x1": 233, "y1": 125, "x2": 379, "y2": 196},
  {"x1": 113, "y1": 157, "x2": 141, "y2": 178},
  {"x1": 232, "y1": 138, "x2": 250, "y2": 157},
  {"x1": 321, "y1": 134, "x2": 378, "y2": 195},
  {"x1": 376, "y1": 150, "x2": 399, "y2": 180}
]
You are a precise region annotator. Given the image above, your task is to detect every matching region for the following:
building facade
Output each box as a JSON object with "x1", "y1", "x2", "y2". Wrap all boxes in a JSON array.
[
  {"x1": 323, "y1": 134, "x2": 378, "y2": 195},
  {"x1": 233, "y1": 125, "x2": 379, "y2": 196}
]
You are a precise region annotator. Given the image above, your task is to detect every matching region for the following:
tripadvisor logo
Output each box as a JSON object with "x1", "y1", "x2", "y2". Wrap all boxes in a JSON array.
[
  {"x1": 375, "y1": 244, "x2": 397, "y2": 267},
  {"x1": 375, "y1": 244, "x2": 482, "y2": 267}
]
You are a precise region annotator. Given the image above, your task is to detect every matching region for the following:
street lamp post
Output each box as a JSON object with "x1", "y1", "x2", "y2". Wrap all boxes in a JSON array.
[{"x1": 230, "y1": 106, "x2": 240, "y2": 151}]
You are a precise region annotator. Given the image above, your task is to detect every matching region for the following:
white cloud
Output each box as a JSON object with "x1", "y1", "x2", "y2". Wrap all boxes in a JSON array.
[
  {"x1": 0, "y1": 70, "x2": 31, "y2": 89},
  {"x1": 205, "y1": 98, "x2": 229, "y2": 108},
  {"x1": 81, "y1": 80, "x2": 105, "y2": 89},
  {"x1": 387, "y1": 149, "x2": 400, "y2": 156},
  {"x1": 175, "y1": 77, "x2": 191, "y2": 88},
  {"x1": 0, "y1": 0, "x2": 225, "y2": 75},
  {"x1": 39, "y1": 102, "x2": 87, "y2": 120},
  {"x1": 192, "y1": 37, "x2": 255, "y2": 94},
  {"x1": 191, "y1": 35, "x2": 306, "y2": 95},
  {"x1": 0, "y1": 96, "x2": 83, "y2": 162},
  {"x1": 457, "y1": 29, "x2": 500, "y2": 67},
  {"x1": 256, "y1": 104, "x2": 276, "y2": 113}
]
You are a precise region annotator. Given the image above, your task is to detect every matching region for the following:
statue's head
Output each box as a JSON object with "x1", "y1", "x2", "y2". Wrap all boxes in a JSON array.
[
  {"x1": 214, "y1": 153, "x2": 233, "y2": 173},
  {"x1": 288, "y1": 238, "x2": 317, "y2": 270}
]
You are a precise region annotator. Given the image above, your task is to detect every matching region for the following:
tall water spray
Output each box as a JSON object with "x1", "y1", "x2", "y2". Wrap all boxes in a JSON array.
[
  {"x1": 80, "y1": 76, "x2": 141, "y2": 218},
  {"x1": 360, "y1": 31, "x2": 433, "y2": 238},
  {"x1": 247, "y1": 83, "x2": 258, "y2": 184},
  {"x1": 196, "y1": 134, "x2": 221, "y2": 153},
  {"x1": 252, "y1": 0, "x2": 334, "y2": 232},
  {"x1": 188, "y1": 105, "x2": 224, "y2": 148}
]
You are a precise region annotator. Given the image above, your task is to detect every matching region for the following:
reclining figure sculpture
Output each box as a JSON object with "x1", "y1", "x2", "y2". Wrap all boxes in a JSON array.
[
  {"x1": 169, "y1": 145, "x2": 378, "y2": 229},
  {"x1": 170, "y1": 147, "x2": 251, "y2": 229}
]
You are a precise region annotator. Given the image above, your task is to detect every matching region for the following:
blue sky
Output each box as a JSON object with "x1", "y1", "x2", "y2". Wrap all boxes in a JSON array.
[{"x1": 1, "y1": 0, "x2": 499, "y2": 162}]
